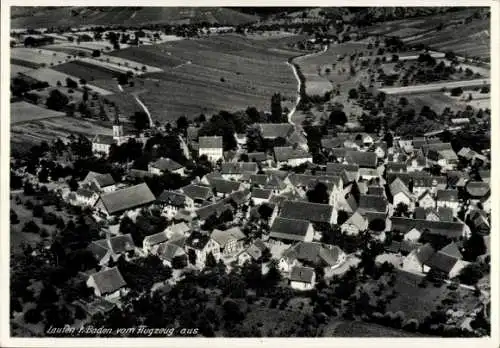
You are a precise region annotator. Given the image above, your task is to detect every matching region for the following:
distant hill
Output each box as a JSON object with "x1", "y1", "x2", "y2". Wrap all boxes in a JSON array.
[{"x1": 10, "y1": 7, "x2": 259, "y2": 29}]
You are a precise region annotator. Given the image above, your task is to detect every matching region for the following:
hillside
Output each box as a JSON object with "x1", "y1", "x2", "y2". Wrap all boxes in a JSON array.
[{"x1": 10, "y1": 7, "x2": 259, "y2": 29}]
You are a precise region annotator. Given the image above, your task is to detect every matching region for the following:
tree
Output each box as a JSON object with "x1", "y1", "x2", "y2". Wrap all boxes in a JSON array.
[
  {"x1": 46, "y1": 89, "x2": 69, "y2": 111},
  {"x1": 394, "y1": 202, "x2": 409, "y2": 217},
  {"x1": 329, "y1": 109, "x2": 347, "y2": 126},
  {"x1": 83, "y1": 88, "x2": 89, "y2": 103},
  {"x1": 23, "y1": 220, "x2": 40, "y2": 234},
  {"x1": 450, "y1": 87, "x2": 463, "y2": 97},
  {"x1": 462, "y1": 233, "x2": 487, "y2": 261},
  {"x1": 68, "y1": 177, "x2": 79, "y2": 191},
  {"x1": 369, "y1": 218, "x2": 386, "y2": 232},
  {"x1": 206, "y1": 251, "x2": 217, "y2": 268},
  {"x1": 223, "y1": 300, "x2": 245, "y2": 322},
  {"x1": 383, "y1": 131, "x2": 394, "y2": 148},
  {"x1": 132, "y1": 111, "x2": 150, "y2": 131},
  {"x1": 271, "y1": 93, "x2": 283, "y2": 123},
  {"x1": 176, "y1": 116, "x2": 189, "y2": 133},
  {"x1": 66, "y1": 77, "x2": 78, "y2": 89},
  {"x1": 92, "y1": 49, "x2": 101, "y2": 57},
  {"x1": 24, "y1": 307, "x2": 43, "y2": 324},
  {"x1": 457, "y1": 263, "x2": 484, "y2": 285},
  {"x1": 258, "y1": 204, "x2": 273, "y2": 221},
  {"x1": 307, "y1": 182, "x2": 329, "y2": 204},
  {"x1": 348, "y1": 88, "x2": 359, "y2": 99}
]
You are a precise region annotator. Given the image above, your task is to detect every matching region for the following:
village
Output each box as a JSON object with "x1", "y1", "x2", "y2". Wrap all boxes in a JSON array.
[{"x1": 8, "y1": 6, "x2": 491, "y2": 339}]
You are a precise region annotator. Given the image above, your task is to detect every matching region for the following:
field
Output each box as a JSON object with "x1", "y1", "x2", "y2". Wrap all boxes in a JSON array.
[
  {"x1": 325, "y1": 320, "x2": 425, "y2": 337},
  {"x1": 10, "y1": 117, "x2": 112, "y2": 155},
  {"x1": 110, "y1": 34, "x2": 302, "y2": 121},
  {"x1": 22, "y1": 67, "x2": 113, "y2": 95},
  {"x1": 42, "y1": 44, "x2": 94, "y2": 57},
  {"x1": 11, "y1": 101, "x2": 65, "y2": 124},
  {"x1": 11, "y1": 47, "x2": 73, "y2": 68},
  {"x1": 11, "y1": 64, "x2": 33, "y2": 78},
  {"x1": 378, "y1": 78, "x2": 490, "y2": 95},
  {"x1": 53, "y1": 60, "x2": 119, "y2": 82}
]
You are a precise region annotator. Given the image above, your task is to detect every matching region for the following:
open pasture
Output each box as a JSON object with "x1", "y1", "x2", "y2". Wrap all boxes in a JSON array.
[
  {"x1": 53, "y1": 60, "x2": 119, "y2": 82},
  {"x1": 11, "y1": 101, "x2": 65, "y2": 124},
  {"x1": 86, "y1": 55, "x2": 163, "y2": 74},
  {"x1": 11, "y1": 47, "x2": 73, "y2": 68},
  {"x1": 11, "y1": 64, "x2": 33, "y2": 78},
  {"x1": 111, "y1": 34, "x2": 300, "y2": 121}
]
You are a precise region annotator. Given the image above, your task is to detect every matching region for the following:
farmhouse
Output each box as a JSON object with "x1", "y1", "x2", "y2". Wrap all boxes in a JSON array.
[
  {"x1": 220, "y1": 162, "x2": 258, "y2": 180},
  {"x1": 94, "y1": 183, "x2": 156, "y2": 217},
  {"x1": 237, "y1": 239, "x2": 268, "y2": 266},
  {"x1": 198, "y1": 136, "x2": 223, "y2": 162},
  {"x1": 436, "y1": 189, "x2": 460, "y2": 215},
  {"x1": 344, "y1": 150, "x2": 378, "y2": 169},
  {"x1": 251, "y1": 188, "x2": 273, "y2": 205},
  {"x1": 210, "y1": 227, "x2": 246, "y2": 256},
  {"x1": 180, "y1": 184, "x2": 213, "y2": 203},
  {"x1": 279, "y1": 200, "x2": 336, "y2": 225},
  {"x1": 157, "y1": 242, "x2": 187, "y2": 268},
  {"x1": 341, "y1": 211, "x2": 368, "y2": 235},
  {"x1": 82, "y1": 171, "x2": 117, "y2": 193},
  {"x1": 142, "y1": 231, "x2": 169, "y2": 254},
  {"x1": 148, "y1": 157, "x2": 185, "y2": 176},
  {"x1": 156, "y1": 190, "x2": 194, "y2": 217},
  {"x1": 274, "y1": 146, "x2": 312, "y2": 167},
  {"x1": 390, "y1": 217, "x2": 466, "y2": 240},
  {"x1": 289, "y1": 266, "x2": 316, "y2": 291},
  {"x1": 86, "y1": 267, "x2": 127, "y2": 299},
  {"x1": 389, "y1": 177, "x2": 413, "y2": 209},
  {"x1": 185, "y1": 232, "x2": 220, "y2": 268},
  {"x1": 269, "y1": 217, "x2": 314, "y2": 244}
]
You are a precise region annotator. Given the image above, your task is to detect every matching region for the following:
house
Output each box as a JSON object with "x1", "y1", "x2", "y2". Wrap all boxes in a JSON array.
[
  {"x1": 142, "y1": 231, "x2": 169, "y2": 254},
  {"x1": 341, "y1": 211, "x2": 368, "y2": 235},
  {"x1": 274, "y1": 146, "x2": 312, "y2": 167},
  {"x1": 390, "y1": 217, "x2": 466, "y2": 241},
  {"x1": 402, "y1": 243, "x2": 436, "y2": 273},
  {"x1": 359, "y1": 168, "x2": 380, "y2": 181},
  {"x1": 185, "y1": 232, "x2": 220, "y2": 268},
  {"x1": 74, "y1": 188, "x2": 99, "y2": 206},
  {"x1": 94, "y1": 183, "x2": 156, "y2": 217},
  {"x1": 436, "y1": 189, "x2": 459, "y2": 215},
  {"x1": 426, "y1": 148, "x2": 458, "y2": 170},
  {"x1": 209, "y1": 178, "x2": 242, "y2": 197},
  {"x1": 367, "y1": 186, "x2": 385, "y2": 197},
  {"x1": 220, "y1": 162, "x2": 258, "y2": 181},
  {"x1": 406, "y1": 155, "x2": 426, "y2": 172},
  {"x1": 358, "y1": 194, "x2": 388, "y2": 214},
  {"x1": 457, "y1": 147, "x2": 475, "y2": 161},
  {"x1": 195, "y1": 200, "x2": 232, "y2": 223},
  {"x1": 412, "y1": 176, "x2": 447, "y2": 196},
  {"x1": 87, "y1": 234, "x2": 136, "y2": 266},
  {"x1": 156, "y1": 190, "x2": 194, "y2": 217},
  {"x1": 390, "y1": 177, "x2": 413, "y2": 209},
  {"x1": 92, "y1": 118, "x2": 130, "y2": 156},
  {"x1": 82, "y1": 171, "x2": 117, "y2": 193},
  {"x1": 417, "y1": 190, "x2": 435, "y2": 209},
  {"x1": 326, "y1": 163, "x2": 360, "y2": 183},
  {"x1": 251, "y1": 188, "x2": 273, "y2": 205},
  {"x1": 237, "y1": 239, "x2": 268, "y2": 266},
  {"x1": 198, "y1": 136, "x2": 223, "y2": 162},
  {"x1": 148, "y1": 158, "x2": 185, "y2": 176},
  {"x1": 465, "y1": 181, "x2": 490, "y2": 202},
  {"x1": 423, "y1": 251, "x2": 468, "y2": 279},
  {"x1": 279, "y1": 242, "x2": 346, "y2": 274},
  {"x1": 279, "y1": 200, "x2": 337, "y2": 225},
  {"x1": 289, "y1": 266, "x2": 316, "y2": 291},
  {"x1": 247, "y1": 152, "x2": 268, "y2": 163},
  {"x1": 180, "y1": 184, "x2": 213, "y2": 204},
  {"x1": 257, "y1": 123, "x2": 294, "y2": 140},
  {"x1": 86, "y1": 267, "x2": 127, "y2": 299},
  {"x1": 269, "y1": 217, "x2": 314, "y2": 244},
  {"x1": 403, "y1": 228, "x2": 422, "y2": 242},
  {"x1": 386, "y1": 162, "x2": 407, "y2": 173},
  {"x1": 165, "y1": 222, "x2": 190, "y2": 239},
  {"x1": 157, "y1": 242, "x2": 187, "y2": 268},
  {"x1": 211, "y1": 227, "x2": 246, "y2": 256},
  {"x1": 344, "y1": 150, "x2": 377, "y2": 168}
]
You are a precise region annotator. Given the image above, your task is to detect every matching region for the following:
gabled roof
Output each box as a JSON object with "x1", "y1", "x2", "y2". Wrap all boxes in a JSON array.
[
  {"x1": 250, "y1": 174, "x2": 269, "y2": 186},
  {"x1": 274, "y1": 146, "x2": 312, "y2": 162},
  {"x1": 359, "y1": 194, "x2": 387, "y2": 213},
  {"x1": 247, "y1": 152, "x2": 267, "y2": 162},
  {"x1": 143, "y1": 231, "x2": 168, "y2": 247},
  {"x1": 211, "y1": 227, "x2": 245, "y2": 247},
  {"x1": 290, "y1": 266, "x2": 315, "y2": 283},
  {"x1": 157, "y1": 190, "x2": 187, "y2": 207},
  {"x1": 199, "y1": 136, "x2": 222, "y2": 149},
  {"x1": 440, "y1": 242, "x2": 462, "y2": 259},
  {"x1": 210, "y1": 178, "x2": 241, "y2": 194},
  {"x1": 413, "y1": 176, "x2": 447, "y2": 188},
  {"x1": 386, "y1": 162, "x2": 407, "y2": 173},
  {"x1": 195, "y1": 200, "x2": 231, "y2": 221},
  {"x1": 326, "y1": 163, "x2": 359, "y2": 176},
  {"x1": 94, "y1": 173, "x2": 116, "y2": 188},
  {"x1": 279, "y1": 200, "x2": 334, "y2": 224},
  {"x1": 98, "y1": 183, "x2": 155, "y2": 215},
  {"x1": 389, "y1": 177, "x2": 412, "y2": 199},
  {"x1": 390, "y1": 217, "x2": 464, "y2": 239},
  {"x1": 93, "y1": 134, "x2": 115, "y2": 145},
  {"x1": 437, "y1": 207, "x2": 454, "y2": 222},
  {"x1": 416, "y1": 243, "x2": 436, "y2": 264},
  {"x1": 76, "y1": 188, "x2": 98, "y2": 198},
  {"x1": 157, "y1": 242, "x2": 186, "y2": 262},
  {"x1": 107, "y1": 234, "x2": 135, "y2": 254},
  {"x1": 436, "y1": 189, "x2": 458, "y2": 202},
  {"x1": 150, "y1": 157, "x2": 184, "y2": 172},
  {"x1": 185, "y1": 231, "x2": 211, "y2": 250},
  {"x1": 257, "y1": 123, "x2": 294, "y2": 139},
  {"x1": 169, "y1": 222, "x2": 190, "y2": 236},
  {"x1": 270, "y1": 217, "x2": 312, "y2": 241},
  {"x1": 88, "y1": 267, "x2": 126, "y2": 295},
  {"x1": 425, "y1": 251, "x2": 458, "y2": 274},
  {"x1": 342, "y1": 211, "x2": 367, "y2": 230},
  {"x1": 252, "y1": 188, "x2": 273, "y2": 200},
  {"x1": 181, "y1": 184, "x2": 212, "y2": 201},
  {"x1": 221, "y1": 162, "x2": 258, "y2": 175},
  {"x1": 224, "y1": 189, "x2": 251, "y2": 206},
  {"x1": 344, "y1": 150, "x2": 377, "y2": 168},
  {"x1": 367, "y1": 186, "x2": 385, "y2": 196}
]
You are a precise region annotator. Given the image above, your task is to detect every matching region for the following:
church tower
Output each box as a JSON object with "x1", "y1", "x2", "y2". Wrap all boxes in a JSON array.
[{"x1": 112, "y1": 110, "x2": 124, "y2": 143}]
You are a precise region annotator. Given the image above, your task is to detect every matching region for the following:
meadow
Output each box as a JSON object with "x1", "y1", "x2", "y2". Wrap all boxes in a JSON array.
[
  {"x1": 11, "y1": 101, "x2": 65, "y2": 124},
  {"x1": 11, "y1": 47, "x2": 72, "y2": 68}
]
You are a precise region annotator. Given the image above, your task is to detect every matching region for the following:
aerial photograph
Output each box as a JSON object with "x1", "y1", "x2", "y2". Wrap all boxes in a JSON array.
[{"x1": 7, "y1": 6, "x2": 491, "y2": 339}]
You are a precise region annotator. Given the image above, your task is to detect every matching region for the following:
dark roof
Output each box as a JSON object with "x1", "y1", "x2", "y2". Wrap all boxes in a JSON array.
[
  {"x1": 247, "y1": 152, "x2": 267, "y2": 162},
  {"x1": 321, "y1": 137, "x2": 346, "y2": 149},
  {"x1": 210, "y1": 178, "x2": 241, "y2": 194},
  {"x1": 157, "y1": 190, "x2": 187, "y2": 207},
  {"x1": 88, "y1": 241, "x2": 109, "y2": 261},
  {"x1": 128, "y1": 169, "x2": 155, "y2": 179},
  {"x1": 274, "y1": 146, "x2": 312, "y2": 162},
  {"x1": 413, "y1": 176, "x2": 447, "y2": 188},
  {"x1": 437, "y1": 207, "x2": 454, "y2": 222},
  {"x1": 465, "y1": 181, "x2": 490, "y2": 198},
  {"x1": 196, "y1": 200, "x2": 231, "y2": 221},
  {"x1": 270, "y1": 217, "x2": 311, "y2": 241},
  {"x1": 326, "y1": 162, "x2": 359, "y2": 175},
  {"x1": 211, "y1": 227, "x2": 245, "y2": 247},
  {"x1": 389, "y1": 177, "x2": 411, "y2": 198},
  {"x1": 157, "y1": 242, "x2": 185, "y2": 262},
  {"x1": 344, "y1": 150, "x2": 377, "y2": 168},
  {"x1": 143, "y1": 231, "x2": 169, "y2": 247},
  {"x1": 108, "y1": 234, "x2": 135, "y2": 254},
  {"x1": 76, "y1": 188, "x2": 97, "y2": 198},
  {"x1": 181, "y1": 184, "x2": 212, "y2": 201},
  {"x1": 221, "y1": 162, "x2": 258, "y2": 175},
  {"x1": 224, "y1": 189, "x2": 250, "y2": 206},
  {"x1": 89, "y1": 267, "x2": 126, "y2": 295},
  {"x1": 367, "y1": 186, "x2": 385, "y2": 196},
  {"x1": 94, "y1": 173, "x2": 115, "y2": 187},
  {"x1": 252, "y1": 188, "x2": 273, "y2": 199},
  {"x1": 99, "y1": 183, "x2": 155, "y2": 215},
  {"x1": 436, "y1": 189, "x2": 458, "y2": 202},
  {"x1": 290, "y1": 266, "x2": 315, "y2": 283},
  {"x1": 385, "y1": 162, "x2": 407, "y2": 172},
  {"x1": 440, "y1": 242, "x2": 462, "y2": 259},
  {"x1": 390, "y1": 217, "x2": 464, "y2": 239},
  {"x1": 258, "y1": 123, "x2": 294, "y2": 138},
  {"x1": 250, "y1": 174, "x2": 268, "y2": 186},
  {"x1": 279, "y1": 200, "x2": 334, "y2": 224},
  {"x1": 359, "y1": 194, "x2": 387, "y2": 213},
  {"x1": 150, "y1": 158, "x2": 183, "y2": 172},
  {"x1": 424, "y1": 251, "x2": 458, "y2": 274},
  {"x1": 416, "y1": 243, "x2": 436, "y2": 264},
  {"x1": 199, "y1": 136, "x2": 222, "y2": 148},
  {"x1": 93, "y1": 134, "x2": 115, "y2": 145}
]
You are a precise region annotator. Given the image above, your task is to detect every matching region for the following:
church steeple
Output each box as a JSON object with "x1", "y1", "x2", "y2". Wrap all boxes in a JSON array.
[{"x1": 112, "y1": 108, "x2": 124, "y2": 140}]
